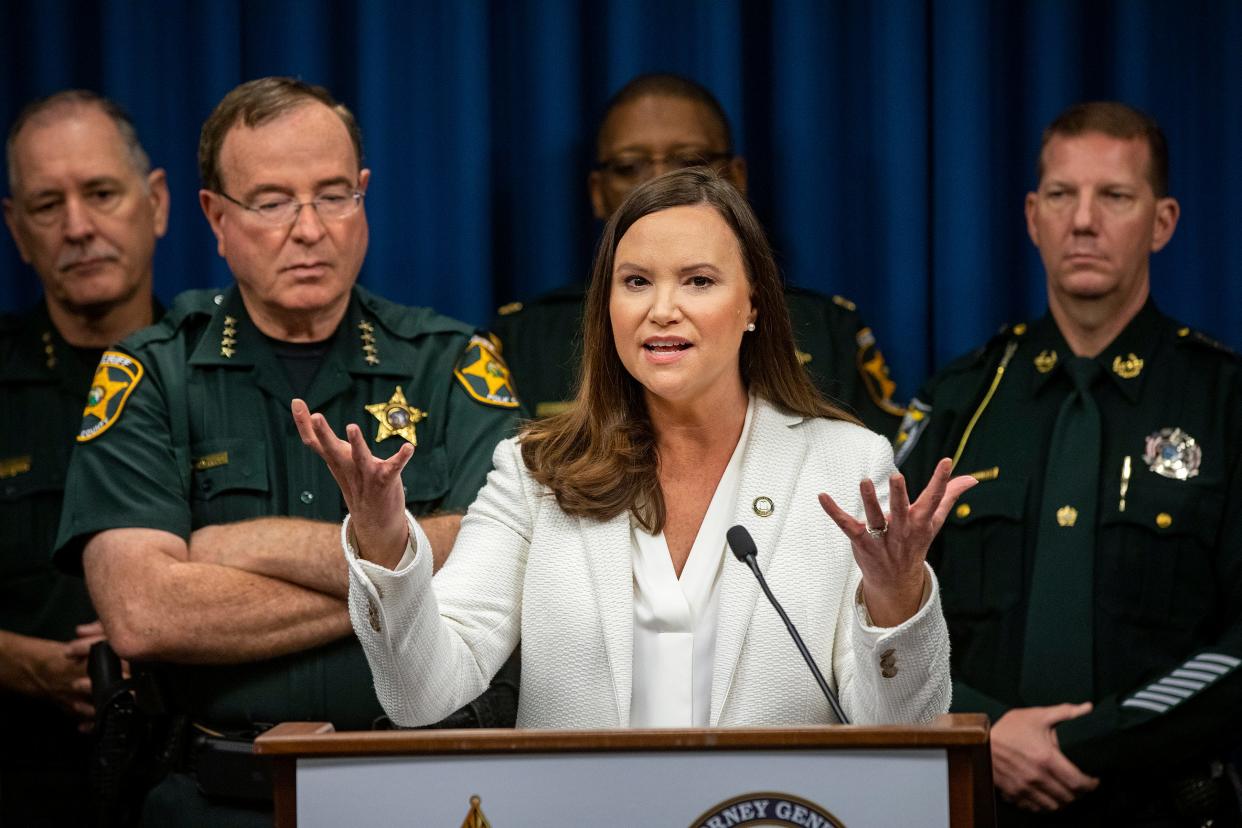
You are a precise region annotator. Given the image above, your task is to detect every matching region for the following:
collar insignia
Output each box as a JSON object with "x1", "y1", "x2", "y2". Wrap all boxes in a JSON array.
[
  {"x1": 1034, "y1": 349, "x2": 1058, "y2": 373},
  {"x1": 366, "y1": 386, "x2": 425, "y2": 446},
  {"x1": 41, "y1": 330, "x2": 57, "y2": 369},
  {"x1": 359, "y1": 320, "x2": 379, "y2": 365},
  {"x1": 221, "y1": 315, "x2": 238, "y2": 358},
  {"x1": 1056, "y1": 505, "x2": 1079, "y2": 527},
  {"x1": 1144, "y1": 427, "x2": 1201, "y2": 480},
  {"x1": 1112, "y1": 353, "x2": 1144, "y2": 379},
  {"x1": 78, "y1": 351, "x2": 145, "y2": 442}
]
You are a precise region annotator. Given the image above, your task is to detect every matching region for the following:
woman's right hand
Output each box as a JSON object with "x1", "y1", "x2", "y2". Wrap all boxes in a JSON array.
[{"x1": 291, "y1": 399, "x2": 413, "y2": 569}]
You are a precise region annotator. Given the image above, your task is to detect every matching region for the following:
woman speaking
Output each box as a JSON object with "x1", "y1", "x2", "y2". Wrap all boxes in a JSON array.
[{"x1": 292, "y1": 168, "x2": 973, "y2": 729}]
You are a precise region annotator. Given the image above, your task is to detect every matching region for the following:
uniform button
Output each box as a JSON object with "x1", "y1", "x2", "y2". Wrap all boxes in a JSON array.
[
  {"x1": 880, "y1": 648, "x2": 895, "y2": 659},
  {"x1": 300, "y1": 490, "x2": 314, "y2": 504},
  {"x1": 954, "y1": 503, "x2": 971, "y2": 519},
  {"x1": 367, "y1": 601, "x2": 381, "y2": 632},
  {"x1": 881, "y1": 666, "x2": 898, "y2": 679},
  {"x1": 1156, "y1": 512, "x2": 1173, "y2": 529},
  {"x1": 213, "y1": 294, "x2": 224, "y2": 305}
]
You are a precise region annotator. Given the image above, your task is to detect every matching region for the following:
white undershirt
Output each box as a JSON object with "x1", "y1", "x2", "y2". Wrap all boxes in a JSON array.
[{"x1": 629, "y1": 399, "x2": 755, "y2": 728}]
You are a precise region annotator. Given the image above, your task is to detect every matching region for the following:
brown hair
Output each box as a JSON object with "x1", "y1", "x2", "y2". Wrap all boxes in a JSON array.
[
  {"x1": 6, "y1": 90, "x2": 151, "y2": 193},
  {"x1": 198, "y1": 76, "x2": 363, "y2": 193},
  {"x1": 1039, "y1": 101, "x2": 1169, "y2": 197},
  {"x1": 520, "y1": 167, "x2": 859, "y2": 532}
]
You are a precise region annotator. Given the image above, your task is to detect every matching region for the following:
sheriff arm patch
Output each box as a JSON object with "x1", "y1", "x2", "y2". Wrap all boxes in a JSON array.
[
  {"x1": 77, "y1": 351, "x2": 145, "y2": 442},
  {"x1": 454, "y1": 335, "x2": 520, "y2": 409}
]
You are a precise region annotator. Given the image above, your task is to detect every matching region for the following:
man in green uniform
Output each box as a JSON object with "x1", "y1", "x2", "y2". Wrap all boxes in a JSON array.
[
  {"x1": 1, "y1": 91, "x2": 168, "y2": 826},
  {"x1": 53, "y1": 78, "x2": 521, "y2": 826},
  {"x1": 490, "y1": 73, "x2": 903, "y2": 434},
  {"x1": 899, "y1": 102, "x2": 1242, "y2": 825}
]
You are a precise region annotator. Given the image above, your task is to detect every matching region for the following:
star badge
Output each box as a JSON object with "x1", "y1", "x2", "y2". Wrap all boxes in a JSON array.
[{"x1": 365, "y1": 386, "x2": 426, "y2": 446}]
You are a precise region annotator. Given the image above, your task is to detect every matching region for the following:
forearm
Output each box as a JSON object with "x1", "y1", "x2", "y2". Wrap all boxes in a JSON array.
[
  {"x1": 0, "y1": 630, "x2": 58, "y2": 697},
  {"x1": 85, "y1": 529, "x2": 351, "y2": 664},
  {"x1": 1057, "y1": 664, "x2": 1242, "y2": 775},
  {"x1": 190, "y1": 514, "x2": 463, "y2": 597},
  {"x1": 190, "y1": 517, "x2": 348, "y2": 597}
]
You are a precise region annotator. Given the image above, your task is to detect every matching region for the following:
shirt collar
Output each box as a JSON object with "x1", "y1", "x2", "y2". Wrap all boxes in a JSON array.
[{"x1": 1023, "y1": 299, "x2": 1161, "y2": 403}]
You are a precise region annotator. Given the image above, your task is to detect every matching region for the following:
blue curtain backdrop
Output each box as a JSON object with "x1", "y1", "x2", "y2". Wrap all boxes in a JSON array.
[{"x1": 2, "y1": 0, "x2": 1239, "y2": 396}]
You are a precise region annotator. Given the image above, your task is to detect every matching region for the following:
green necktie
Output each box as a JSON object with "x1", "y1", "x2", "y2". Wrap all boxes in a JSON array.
[{"x1": 1021, "y1": 356, "x2": 1102, "y2": 704}]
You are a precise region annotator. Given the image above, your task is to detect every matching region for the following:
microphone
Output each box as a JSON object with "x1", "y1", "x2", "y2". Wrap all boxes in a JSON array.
[{"x1": 726, "y1": 525, "x2": 850, "y2": 725}]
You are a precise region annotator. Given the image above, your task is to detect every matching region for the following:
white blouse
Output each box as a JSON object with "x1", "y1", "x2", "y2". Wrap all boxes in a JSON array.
[{"x1": 629, "y1": 400, "x2": 755, "y2": 728}]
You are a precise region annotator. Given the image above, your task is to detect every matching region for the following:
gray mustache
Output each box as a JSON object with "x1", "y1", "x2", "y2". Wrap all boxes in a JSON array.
[{"x1": 57, "y1": 243, "x2": 121, "y2": 271}]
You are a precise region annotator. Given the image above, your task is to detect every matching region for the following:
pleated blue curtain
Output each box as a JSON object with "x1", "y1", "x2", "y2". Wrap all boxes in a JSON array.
[{"x1": 2, "y1": 1, "x2": 1239, "y2": 394}]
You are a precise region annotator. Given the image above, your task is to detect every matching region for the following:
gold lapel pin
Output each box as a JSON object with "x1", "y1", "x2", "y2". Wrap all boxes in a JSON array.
[{"x1": 752, "y1": 496, "x2": 775, "y2": 517}]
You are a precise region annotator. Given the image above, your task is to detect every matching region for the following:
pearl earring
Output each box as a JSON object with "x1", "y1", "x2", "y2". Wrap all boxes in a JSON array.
[{"x1": 746, "y1": 322, "x2": 756, "y2": 332}]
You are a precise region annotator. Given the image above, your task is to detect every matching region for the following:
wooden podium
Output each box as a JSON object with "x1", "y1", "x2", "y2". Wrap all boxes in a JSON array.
[{"x1": 255, "y1": 713, "x2": 993, "y2": 827}]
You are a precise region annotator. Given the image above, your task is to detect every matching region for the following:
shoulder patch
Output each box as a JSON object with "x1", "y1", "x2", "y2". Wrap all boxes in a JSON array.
[
  {"x1": 832, "y1": 294, "x2": 856, "y2": 312},
  {"x1": 893, "y1": 398, "x2": 932, "y2": 467},
  {"x1": 454, "y1": 335, "x2": 521, "y2": 408},
  {"x1": 854, "y1": 327, "x2": 904, "y2": 417},
  {"x1": 496, "y1": 301, "x2": 524, "y2": 317},
  {"x1": 78, "y1": 351, "x2": 145, "y2": 442}
]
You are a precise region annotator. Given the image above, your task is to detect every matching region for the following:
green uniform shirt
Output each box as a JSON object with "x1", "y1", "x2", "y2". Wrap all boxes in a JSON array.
[
  {"x1": 53, "y1": 285, "x2": 521, "y2": 731},
  {"x1": 490, "y1": 283, "x2": 904, "y2": 436},
  {"x1": 0, "y1": 302, "x2": 101, "y2": 765},
  {"x1": 898, "y1": 301, "x2": 1242, "y2": 782}
]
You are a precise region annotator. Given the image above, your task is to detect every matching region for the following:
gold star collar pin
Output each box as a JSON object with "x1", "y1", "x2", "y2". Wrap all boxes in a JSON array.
[
  {"x1": 220, "y1": 316, "x2": 239, "y2": 359},
  {"x1": 365, "y1": 386, "x2": 426, "y2": 446},
  {"x1": 359, "y1": 321, "x2": 380, "y2": 365}
]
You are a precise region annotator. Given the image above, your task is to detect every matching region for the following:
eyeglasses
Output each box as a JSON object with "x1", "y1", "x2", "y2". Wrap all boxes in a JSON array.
[
  {"x1": 595, "y1": 151, "x2": 733, "y2": 182},
  {"x1": 215, "y1": 188, "x2": 365, "y2": 226}
]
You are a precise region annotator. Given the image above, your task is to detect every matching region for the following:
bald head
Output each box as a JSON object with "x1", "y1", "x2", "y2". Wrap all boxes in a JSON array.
[{"x1": 588, "y1": 74, "x2": 746, "y2": 220}]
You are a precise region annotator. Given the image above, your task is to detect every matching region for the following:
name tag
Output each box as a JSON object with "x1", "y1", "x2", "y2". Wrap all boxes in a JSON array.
[
  {"x1": 0, "y1": 455, "x2": 32, "y2": 479},
  {"x1": 193, "y1": 452, "x2": 229, "y2": 471}
]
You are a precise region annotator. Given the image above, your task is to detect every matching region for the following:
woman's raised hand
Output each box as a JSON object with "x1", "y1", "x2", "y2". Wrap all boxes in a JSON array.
[
  {"x1": 818, "y1": 458, "x2": 976, "y2": 627},
  {"x1": 291, "y1": 399, "x2": 413, "y2": 569}
]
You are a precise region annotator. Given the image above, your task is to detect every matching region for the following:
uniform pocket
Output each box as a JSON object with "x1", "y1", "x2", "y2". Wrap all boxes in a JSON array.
[
  {"x1": 1098, "y1": 473, "x2": 1222, "y2": 629},
  {"x1": 935, "y1": 475, "x2": 1029, "y2": 616},
  {"x1": 190, "y1": 440, "x2": 270, "y2": 525},
  {"x1": 399, "y1": 444, "x2": 450, "y2": 512}
]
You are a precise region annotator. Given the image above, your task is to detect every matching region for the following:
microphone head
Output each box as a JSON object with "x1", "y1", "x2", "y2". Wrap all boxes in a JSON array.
[{"x1": 726, "y1": 525, "x2": 757, "y2": 562}]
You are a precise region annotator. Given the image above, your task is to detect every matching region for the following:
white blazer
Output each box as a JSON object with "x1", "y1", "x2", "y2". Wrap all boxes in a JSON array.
[{"x1": 346, "y1": 397, "x2": 951, "y2": 728}]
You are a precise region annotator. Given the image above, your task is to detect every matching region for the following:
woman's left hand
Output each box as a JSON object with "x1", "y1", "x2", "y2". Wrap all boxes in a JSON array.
[{"x1": 818, "y1": 457, "x2": 976, "y2": 627}]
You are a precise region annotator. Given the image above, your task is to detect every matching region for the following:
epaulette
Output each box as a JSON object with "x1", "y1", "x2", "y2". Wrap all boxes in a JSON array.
[
  {"x1": 124, "y1": 289, "x2": 219, "y2": 349},
  {"x1": 1174, "y1": 325, "x2": 1239, "y2": 358},
  {"x1": 357, "y1": 286, "x2": 473, "y2": 340},
  {"x1": 934, "y1": 321, "x2": 1026, "y2": 378}
]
